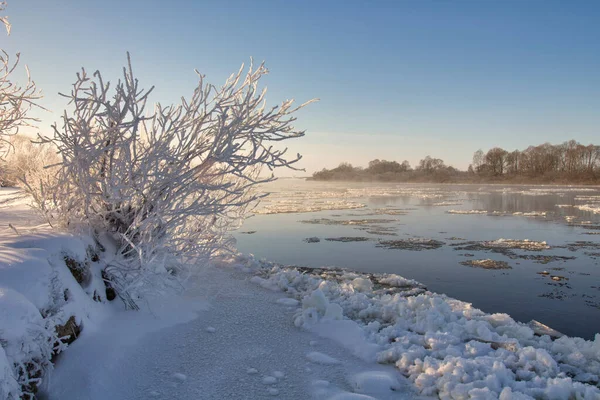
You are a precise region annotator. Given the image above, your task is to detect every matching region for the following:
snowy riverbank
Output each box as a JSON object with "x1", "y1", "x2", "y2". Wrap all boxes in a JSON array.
[{"x1": 1, "y1": 192, "x2": 599, "y2": 399}]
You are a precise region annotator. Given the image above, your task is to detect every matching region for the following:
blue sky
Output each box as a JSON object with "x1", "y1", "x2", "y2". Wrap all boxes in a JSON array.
[{"x1": 3, "y1": 0, "x2": 599, "y2": 173}]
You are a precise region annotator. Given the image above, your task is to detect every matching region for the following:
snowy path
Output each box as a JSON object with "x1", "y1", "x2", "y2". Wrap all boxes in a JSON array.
[{"x1": 44, "y1": 266, "x2": 417, "y2": 400}]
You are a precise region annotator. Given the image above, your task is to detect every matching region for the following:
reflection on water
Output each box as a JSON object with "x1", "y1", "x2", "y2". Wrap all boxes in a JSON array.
[{"x1": 235, "y1": 179, "x2": 600, "y2": 339}]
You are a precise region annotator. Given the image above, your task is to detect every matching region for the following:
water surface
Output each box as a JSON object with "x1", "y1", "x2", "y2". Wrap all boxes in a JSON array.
[{"x1": 235, "y1": 179, "x2": 600, "y2": 339}]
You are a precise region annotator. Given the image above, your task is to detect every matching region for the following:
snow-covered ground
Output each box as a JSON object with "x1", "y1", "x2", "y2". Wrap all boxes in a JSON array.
[
  {"x1": 44, "y1": 265, "x2": 417, "y2": 400},
  {"x1": 1, "y1": 189, "x2": 599, "y2": 399}
]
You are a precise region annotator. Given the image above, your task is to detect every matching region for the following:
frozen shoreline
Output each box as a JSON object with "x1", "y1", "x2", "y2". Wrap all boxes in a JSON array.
[{"x1": 238, "y1": 255, "x2": 600, "y2": 399}]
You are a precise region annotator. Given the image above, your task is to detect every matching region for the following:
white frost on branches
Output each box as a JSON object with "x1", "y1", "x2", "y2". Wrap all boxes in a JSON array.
[
  {"x1": 0, "y1": 2, "x2": 41, "y2": 157},
  {"x1": 33, "y1": 53, "x2": 315, "y2": 306},
  {"x1": 0, "y1": 2, "x2": 10, "y2": 35}
]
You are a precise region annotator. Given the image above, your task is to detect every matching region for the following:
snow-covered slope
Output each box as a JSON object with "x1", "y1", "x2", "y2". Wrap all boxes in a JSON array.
[{"x1": 0, "y1": 189, "x2": 108, "y2": 399}]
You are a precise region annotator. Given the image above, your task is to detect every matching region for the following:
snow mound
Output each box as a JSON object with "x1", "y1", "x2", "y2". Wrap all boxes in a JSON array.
[
  {"x1": 276, "y1": 297, "x2": 300, "y2": 306},
  {"x1": 306, "y1": 351, "x2": 341, "y2": 365},
  {"x1": 348, "y1": 371, "x2": 402, "y2": 395},
  {"x1": 0, "y1": 232, "x2": 107, "y2": 399}
]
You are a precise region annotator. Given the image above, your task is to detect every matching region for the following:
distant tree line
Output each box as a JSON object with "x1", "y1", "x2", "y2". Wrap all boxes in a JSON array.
[{"x1": 310, "y1": 140, "x2": 600, "y2": 183}]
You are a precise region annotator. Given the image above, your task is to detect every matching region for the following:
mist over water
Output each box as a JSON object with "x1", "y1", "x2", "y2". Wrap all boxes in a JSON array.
[{"x1": 236, "y1": 179, "x2": 600, "y2": 339}]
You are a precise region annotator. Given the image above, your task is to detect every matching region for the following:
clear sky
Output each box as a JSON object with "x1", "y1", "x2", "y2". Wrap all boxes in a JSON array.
[{"x1": 2, "y1": 0, "x2": 599, "y2": 174}]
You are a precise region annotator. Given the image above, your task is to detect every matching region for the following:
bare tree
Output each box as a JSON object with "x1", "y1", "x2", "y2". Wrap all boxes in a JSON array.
[
  {"x1": 485, "y1": 147, "x2": 508, "y2": 176},
  {"x1": 472, "y1": 149, "x2": 484, "y2": 173},
  {"x1": 31, "y1": 54, "x2": 315, "y2": 305}
]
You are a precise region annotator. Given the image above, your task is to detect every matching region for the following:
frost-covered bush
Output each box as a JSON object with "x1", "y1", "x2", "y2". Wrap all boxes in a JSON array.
[
  {"x1": 0, "y1": 2, "x2": 41, "y2": 157},
  {"x1": 34, "y1": 54, "x2": 314, "y2": 305},
  {"x1": 0, "y1": 134, "x2": 58, "y2": 187}
]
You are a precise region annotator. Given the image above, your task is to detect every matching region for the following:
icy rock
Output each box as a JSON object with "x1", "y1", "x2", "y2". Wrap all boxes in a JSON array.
[
  {"x1": 262, "y1": 376, "x2": 277, "y2": 385},
  {"x1": 247, "y1": 368, "x2": 259, "y2": 375},
  {"x1": 205, "y1": 326, "x2": 216, "y2": 333}
]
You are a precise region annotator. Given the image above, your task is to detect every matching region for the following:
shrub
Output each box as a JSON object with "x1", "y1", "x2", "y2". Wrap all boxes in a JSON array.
[
  {"x1": 0, "y1": 2, "x2": 41, "y2": 157},
  {"x1": 33, "y1": 54, "x2": 314, "y2": 306}
]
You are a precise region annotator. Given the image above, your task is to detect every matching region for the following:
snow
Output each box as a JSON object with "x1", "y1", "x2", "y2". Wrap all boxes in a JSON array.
[
  {"x1": 262, "y1": 376, "x2": 278, "y2": 385},
  {"x1": 306, "y1": 351, "x2": 341, "y2": 365},
  {"x1": 276, "y1": 297, "x2": 300, "y2": 306},
  {"x1": 349, "y1": 371, "x2": 403, "y2": 395},
  {"x1": 0, "y1": 190, "x2": 112, "y2": 399},
  {"x1": 42, "y1": 264, "x2": 412, "y2": 400},
  {"x1": 172, "y1": 373, "x2": 187, "y2": 382},
  {"x1": 235, "y1": 255, "x2": 600, "y2": 399}
]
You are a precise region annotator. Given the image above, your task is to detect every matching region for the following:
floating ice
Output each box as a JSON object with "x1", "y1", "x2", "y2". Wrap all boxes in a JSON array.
[{"x1": 447, "y1": 209, "x2": 488, "y2": 215}]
